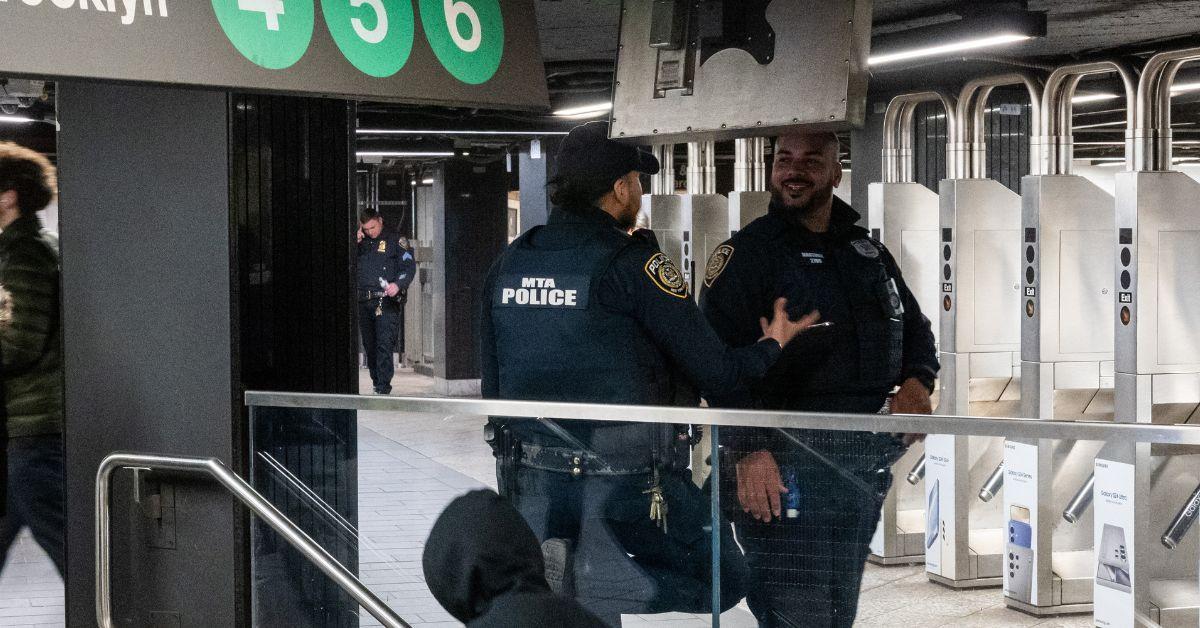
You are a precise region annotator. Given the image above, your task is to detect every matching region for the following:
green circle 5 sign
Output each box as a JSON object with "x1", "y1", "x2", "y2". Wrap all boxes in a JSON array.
[
  {"x1": 322, "y1": 0, "x2": 415, "y2": 78},
  {"x1": 418, "y1": 0, "x2": 504, "y2": 84},
  {"x1": 212, "y1": 0, "x2": 315, "y2": 70}
]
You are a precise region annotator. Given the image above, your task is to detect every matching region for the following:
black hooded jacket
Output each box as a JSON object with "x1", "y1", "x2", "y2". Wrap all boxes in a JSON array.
[{"x1": 422, "y1": 490, "x2": 606, "y2": 627}]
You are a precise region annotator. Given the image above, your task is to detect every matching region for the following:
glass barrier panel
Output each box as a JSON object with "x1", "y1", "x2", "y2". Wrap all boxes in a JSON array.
[{"x1": 244, "y1": 396, "x2": 1200, "y2": 628}]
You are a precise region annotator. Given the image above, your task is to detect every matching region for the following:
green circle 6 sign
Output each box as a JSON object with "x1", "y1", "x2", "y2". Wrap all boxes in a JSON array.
[
  {"x1": 418, "y1": 0, "x2": 504, "y2": 85},
  {"x1": 212, "y1": 0, "x2": 315, "y2": 70},
  {"x1": 322, "y1": 0, "x2": 415, "y2": 78}
]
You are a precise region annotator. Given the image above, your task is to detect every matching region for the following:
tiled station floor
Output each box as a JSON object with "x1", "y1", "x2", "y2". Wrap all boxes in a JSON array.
[{"x1": 0, "y1": 368, "x2": 1096, "y2": 627}]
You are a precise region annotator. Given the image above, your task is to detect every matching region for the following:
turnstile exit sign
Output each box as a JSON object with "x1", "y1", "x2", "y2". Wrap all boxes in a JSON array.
[{"x1": 0, "y1": 0, "x2": 548, "y2": 109}]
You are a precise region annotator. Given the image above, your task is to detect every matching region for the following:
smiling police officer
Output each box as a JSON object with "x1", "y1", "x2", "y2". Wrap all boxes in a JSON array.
[
  {"x1": 700, "y1": 132, "x2": 938, "y2": 627},
  {"x1": 480, "y1": 122, "x2": 819, "y2": 626}
]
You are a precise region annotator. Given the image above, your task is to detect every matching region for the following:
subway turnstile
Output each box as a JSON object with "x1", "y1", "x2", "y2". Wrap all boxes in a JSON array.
[
  {"x1": 1004, "y1": 61, "x2": 1137, "y2": 616},
  {"x1": 867, "y1": 91, "x2": 955, "y2": 566},
  {"x1": 926, "y1": 74, "x2": 1043, "y2": 589},
  {"x1": 1092, "y1": 47, "x2": 1200, "y2": 628}
]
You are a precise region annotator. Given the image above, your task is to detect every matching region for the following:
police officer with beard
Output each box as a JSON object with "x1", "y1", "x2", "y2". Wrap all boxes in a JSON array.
[
  {"x1": 479, "y1": 122, "x2": 819, "y2": 625},
  {"x1": 700, "y1": 132, "x2": 938, "y2": 627}
]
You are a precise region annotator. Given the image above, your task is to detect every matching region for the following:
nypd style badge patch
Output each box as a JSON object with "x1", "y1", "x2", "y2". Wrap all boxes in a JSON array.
[
  {"x1": 645, "y1": 253, "x2": 689, "y2": 299},
  {"x1": 704, "y1": 244, "x2": 734, "y2": 288},
  {"x1": 851, "y1": 239, "x2": 880, "y2": 259}
]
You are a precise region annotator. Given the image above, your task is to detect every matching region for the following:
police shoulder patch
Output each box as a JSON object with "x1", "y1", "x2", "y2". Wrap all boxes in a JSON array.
[
  {"x1": 704, "y1": 244, "x2": 734, "y2": 287},
  {"x1": 644, "y1": 252, "x2": 690, "y2": 299},
  {"x1": 850, "y1": 239, "x2": 880, "y2": 259}
]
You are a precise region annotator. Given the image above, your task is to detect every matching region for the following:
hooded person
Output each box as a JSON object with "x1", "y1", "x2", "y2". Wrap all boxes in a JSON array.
[{"x1": 423, "y1": 489, "x2": 607, "y2": 627}]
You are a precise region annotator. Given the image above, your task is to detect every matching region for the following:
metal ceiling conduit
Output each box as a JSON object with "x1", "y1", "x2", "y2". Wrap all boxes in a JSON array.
[
  {"x1": 955, "y1": 72, "x2": 1045, "y2": 178},
  {"x1": 1040, "y1": 60, "x2": 1138, "y2": 174},
  {"x1": 1135, "y1": 46, "x2": 1200, "y2": 171},
  {"x1": 880, "y1": 90, "x2": 958, "y2": 183}
]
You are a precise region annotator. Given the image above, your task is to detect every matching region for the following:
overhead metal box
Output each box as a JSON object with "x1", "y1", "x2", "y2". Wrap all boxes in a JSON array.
[{"x1": 610, "y1": 0, "x2": 872, "y2": 144}]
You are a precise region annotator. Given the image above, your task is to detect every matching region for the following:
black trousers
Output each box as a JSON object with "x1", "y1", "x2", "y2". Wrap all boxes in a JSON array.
[
  {"x1": 510, "y1": 467, "x2": 749, "y2": 627},
  {"x1": 0, "y1": 434, "x2": 66, "y2": 577},
  {"x1": 729, "y1": 442, "x2": 893, "y2": 628},
  {"x1": 358, "y1": 300, "x2": 400, "y2": 392}
]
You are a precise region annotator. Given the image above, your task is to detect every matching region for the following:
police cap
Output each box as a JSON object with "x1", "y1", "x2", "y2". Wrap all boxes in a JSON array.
[{"x1": 555, "y1": 122, "x2": 660, "y2": 184}]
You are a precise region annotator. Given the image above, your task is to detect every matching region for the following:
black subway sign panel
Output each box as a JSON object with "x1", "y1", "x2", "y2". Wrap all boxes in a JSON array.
[{"x1": 0, "y1": 0, "x2": 548, "y2": 108}]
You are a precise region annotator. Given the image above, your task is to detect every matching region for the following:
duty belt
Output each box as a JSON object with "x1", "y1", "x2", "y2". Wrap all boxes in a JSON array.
[
  {"x1": 359, "y1": 290, "x2": 388, "y2": 301},
  {"x1": 518, "y1": 443, "x2": 654, "y2": 477}
]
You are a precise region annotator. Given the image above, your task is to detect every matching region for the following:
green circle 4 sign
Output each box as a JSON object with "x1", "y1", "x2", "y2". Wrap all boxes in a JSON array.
[
  {"x1": 322, "y1": 0, "x2": 415, "y2": 78},
  {"x1": 212, "y1": 0, "x2": 315, "y2": 70},
  {"x1": 418, "y1": 0, "x2": 504, "y2": 85}
]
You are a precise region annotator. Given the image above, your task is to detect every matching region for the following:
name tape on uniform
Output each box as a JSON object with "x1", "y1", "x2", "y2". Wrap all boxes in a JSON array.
[{"x1": 496, "y1": 275, "x2": 588, "y2": 309}]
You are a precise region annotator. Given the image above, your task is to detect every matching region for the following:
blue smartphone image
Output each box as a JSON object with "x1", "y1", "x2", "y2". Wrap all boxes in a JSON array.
[{"x1": 1009, "y1": 520, "x2": 1032, "y2": 548}]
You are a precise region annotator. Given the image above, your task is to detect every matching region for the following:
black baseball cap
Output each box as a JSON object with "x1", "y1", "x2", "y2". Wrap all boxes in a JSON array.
[{"x1": 555, "y1": 121, "x2": 660, "y2": 183}]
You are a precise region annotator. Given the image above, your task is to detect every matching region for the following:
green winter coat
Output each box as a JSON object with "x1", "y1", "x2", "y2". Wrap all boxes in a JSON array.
[{"x1": 0, "y1": 214, "x2": 62, "y2": 437}]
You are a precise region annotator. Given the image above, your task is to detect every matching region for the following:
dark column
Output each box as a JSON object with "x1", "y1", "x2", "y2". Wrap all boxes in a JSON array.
[
  {"x1": 229, "y1": 94, "x2": 359, "y2": 627},
  {"x1": 416, "y1": 159, "x2": 508, "y2": 393},
  {"x1": 58, "y1": 82, "x2": 242, "y2": 627}
]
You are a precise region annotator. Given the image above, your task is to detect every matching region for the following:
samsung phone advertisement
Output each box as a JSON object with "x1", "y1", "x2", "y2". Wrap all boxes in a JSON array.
[{"x1": 1093, "y1": 458, "x2": 1134, "y2": 628}]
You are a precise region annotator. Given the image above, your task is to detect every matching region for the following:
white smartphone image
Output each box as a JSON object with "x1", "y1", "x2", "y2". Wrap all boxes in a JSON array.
[{"x1": 926, "y1": 479, "x2": 941, "y2": 549}]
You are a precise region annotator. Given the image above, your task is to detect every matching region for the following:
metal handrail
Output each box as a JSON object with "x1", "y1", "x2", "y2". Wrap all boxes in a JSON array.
[
  {"x1": 243, "y1": 391, "x2": 1200, "y2": 446},
  {"x1": 95, "y1": 453, "x2": 410, "y2": 628}
]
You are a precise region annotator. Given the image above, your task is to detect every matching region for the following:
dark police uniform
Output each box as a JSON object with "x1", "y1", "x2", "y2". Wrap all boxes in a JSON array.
[
  {"x1": 357, "y1": 230, "x2": 416, "y2": 394},
  {"x1": 480, "y1": 203, "x2": 786, "y2": 625},
  {"x1": 700, "y1": 197, "x2": 938, "y2": 628}
]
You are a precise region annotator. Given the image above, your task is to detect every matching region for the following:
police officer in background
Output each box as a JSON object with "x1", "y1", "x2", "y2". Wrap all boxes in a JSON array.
[
  {"x1": 357, "y1": 210, "x2": 415, "y2": 394},
  {"x1": 480, "y1": 122, "x2": 819, "y2": 626},
  {"x1": 700, "y1": 132, "x2": 938, "y2": 627}
]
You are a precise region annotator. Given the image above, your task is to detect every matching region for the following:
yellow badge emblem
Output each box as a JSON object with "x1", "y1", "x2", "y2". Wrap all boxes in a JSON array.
[
  {"x1": 645, "y1": 253, "x2": 689, "y2": 299},
  {"x1": 704, "y1": 244, "x2": 734, "y2": 287},
  {"x1": 377, "y1": 240, "x2": 387, "y2": 253},
  {"x1": 0, "y1": 285, "x2": 11, "y2": 329}
]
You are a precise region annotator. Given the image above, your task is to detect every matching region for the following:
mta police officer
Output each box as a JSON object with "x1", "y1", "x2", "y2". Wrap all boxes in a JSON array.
[
  {"x1": 700, "y1": 132, "x2": 938, "y2": 627},
  {"x1": 357, "y1": 209, "x2": 416, "y2": 394},
  {"x1": 480, "y1": 122, "x2": 818, "y2": 625}
]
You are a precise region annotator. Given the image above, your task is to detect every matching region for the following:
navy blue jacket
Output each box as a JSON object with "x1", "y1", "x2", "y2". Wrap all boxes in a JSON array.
[
  {"x1": 480, "y1": 205, "x2": 782, "y2": 417},
  {"x1": 700, "y1": 198, "x2": 938, "y2": 452},
  {"x1": 357, "y1": 230, "x2": 415, "y2": 293}
]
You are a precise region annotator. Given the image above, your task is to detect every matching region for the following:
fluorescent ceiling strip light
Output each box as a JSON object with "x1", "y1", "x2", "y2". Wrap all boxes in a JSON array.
[
  {"x1": 1097, "y1": 157, "x2": 1197, "y2": 167},
  {"x1": 1078, "y1": 140, "x2": 1200, "y2": 146},
  {"x1": 1171, "y1": 81, "x2": 1200, "y2": 95},
  {"x1": 356, "y1": 151, "x2": 456, "y2": 157},
  {"x1": 553, "y1": 102, "x2": 612, "y2": 117},
  {"x1": 868, "y1": 33, "x2": 1031, "y2": 66},
  {"x1": 421, "y1": 178, "x2": 435, "y2": 184},
  {"x1": 356, "y1": 129, "x2": 569, "y2": 136},
  {"x1": 1072, "y1": 93, "x2": 1119, "y2": 104},
  {"x1": 0, "y1": 116, "x2": 35, "y2": 124},
  {"x1": 1074, "y1": 120, "x2": 1125, "y2": 129}
]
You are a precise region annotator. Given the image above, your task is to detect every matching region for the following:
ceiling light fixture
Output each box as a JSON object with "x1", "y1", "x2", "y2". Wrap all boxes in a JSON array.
[
  {"x1": 1071, "y1": 92, "x2": 1120, "y2": 104},
  {"x1": 422, "y1": 178, "x2": 435, "y2": 184},
  {"x1": 1171, "y1": 81, "x2": 1200, "y2": 95},
  {"x1": 356, "y1": 129, "x2": 569, "y2": 136},
  {"x1": 553, "y1": 102, "x2": 613, "y2": 118},
  {"x1": 869, "y1": 33, "x2": 1032, "y2": 66},
  {"x1": 356, "y1": 151, "x2": 456, "y2": 158},
  {"x1": 0, "y1": 116, "x2": 35, "y2": 124}
]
